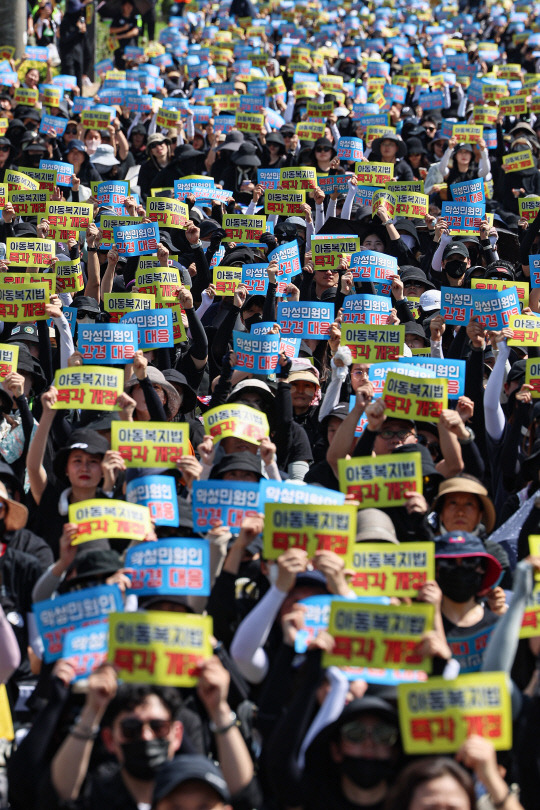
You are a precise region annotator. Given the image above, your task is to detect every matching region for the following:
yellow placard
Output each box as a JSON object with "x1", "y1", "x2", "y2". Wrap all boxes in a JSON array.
[
  {"x1": 398, "y1": 673, "x2": 512, "y2": 754},
  {"x1": 45, "y1": 201, "x2": 92, "y2": 230},
  {"x1": 348, "y1": 542, "x2": 434, "y2": 598},
  {"x1": 0, "y1": 343, "x2": 19, "y2": 382},
  {"x1": 341, "y1": 324, "x2": 405, "y2": 362},
  {"x1": 386, "y1": 181, "x2": 424, "y2": 194},
  {"x1": 55, "y1": 259, "x2": 84, "y2": 294},
  {"x1": 9, "y1": 190, "x2": 50, "y2": 216},
  {"x1": 111, "y1": 421, "x2": 190, "y2": 467},
  {"x1": 80, "y1": 109, "x2": 112, "y2": 130},
  {"x1": 155, "y1": 108, "x2": 181, "y2": 129},
  {"x1": 108, "y1": 611, "x2": 213, "y2": 686},
  {"x1": 42, "y1": 86, "x2": 62, "y2": 107},
  {"x1": 223, "y1": 213, "x2": 266, "y2": 243},
  {"x1": 69, "y1": 499, "x2": 152, "y2": 545},
  {"x1": 235, "y1": 111, "x2": 264, "y2": 133},
  {"x1": 6, "y1": 237, "x2": 55, "y2": 268},
  {"x1": 503, "y1": 149, "x2": 535, "y2": 173},
  {"x1": 1, "y1": 273, "x2": 55, "y2": 294},
  {"x1": 518, "y1": 196, "x2": 540, "y2": 222},
  {"x1": 499, "y1": 95, "x2": 528, "y2": 117},
  {"x1": 526, "y1": 358, "x2": 540, "y2": 398},
  {"x1": 312, "y1": 236, "x2": 361, "y2": 270},
  {"x1": 453, "y1": 124, "x2": 483, "y2": 143},
  {"x1": 265, "y1": 190, "x2": 306, "y2": 216},
  {"x1": 135, "y1": 267, "x2": 181, "y2": 299},
  {"x1": 508, "y1": 315, "x2": 540, "y2": 347},
  {"x1": 338, "y1": 452, "x2": 423, "y2": 508},
  {"x1": 51, "y1": 366, "x2": 123, "y2": 410},
  {"x1": 383, "y1": 371, "x2": 448, "y2": 422},
  {"x1": 13, "y1": 86, "x2": 39, "y2": 106},
  {"x1": 203, "y1": 403, "x2": 269, "y2": 445},
  {"x1": 305, "y1": 100, "x2": 334, "y2": 118},
  {"x1": 471, "y1": 106, "x2": 497, "y2": 126},
  {"x1": 103, "y1": 293, "x2": 156, "y2": 323},
  {"x1": 263, "y1": 502, "x2": 357, "y2": 559},
  {"x1": 471, "y1": 278, "x2": 528, "y2": 308},
  {"x1": 213, "y1": 266, "x2": 242, "y2": 294},
  {"x1": 166, "y1": 303, "x2": 188, "y2": 344},
  {"x1": 146, "y1": 197, "x2": 189, "y2": 230},
  {"x1": 372, "y1": 189, "x2": 396, "y2": 219},
  {"x1": 5, "y1": 170, "x2": 40, "y2": 192},
  {"x1": 21, "y1": 167, "x2": 57, "y2": 192},
  {"x1": 520, "y1": 579, "x2": 540, "y2": 637},
  {"x1": 355, "y1": 161, "x2": 394, "y2": 185},
  {"x1": 0, "y1": 685, "x2": 13, "y2": 741},
  {"x1": 279, "y1": 166, "x2": 318, "y2": 191},
  {"x1": 296, "y1": 120, "x2": 326, "y2": 141},
  {"x1": 323, "y1": 600, "x2": 434, "y2": 672},
  {"x1": 100, "y1": 216, "x2": 140, "y2": 244},
  {"x1": 268, "y1": 76, "x2": 286, "y2": 96},
  {"x1": 394, "y1": 192, "x2": 429, "y2": 218},
  {"x1": 529, "y1": 95, "x2": 540, "y2": 113},
  {"x1": 365, "y1": 125, "x2": 396, "y2": 147}
]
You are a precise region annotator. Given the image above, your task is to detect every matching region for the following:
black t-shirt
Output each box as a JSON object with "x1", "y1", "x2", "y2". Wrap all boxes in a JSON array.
[{"x1": 110, "y1": 14, "x2": 139, "y2": 50}]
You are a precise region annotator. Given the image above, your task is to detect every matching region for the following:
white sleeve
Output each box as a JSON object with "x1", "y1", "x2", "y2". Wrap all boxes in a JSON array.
[
  {"x1": 484, "y1": 340, "x2": 510, "y2": 442},
  {"x1": 284, "y1": 95, "x2": 296, "y2": 123},
  {"x1": 430, "y1": 339, "x2": 444, "y2": 358},
  {"x1": 431, "y1": 232, "x2": 453, "y2": 273},
  {"x1": 478, "y1": 148, "x2": 491, "y2": 179},
  {"x1": 185, "y1": 114, "x2": 195, "y2": 141},
  {"x1": 297, "y1": 667, "x2": 349, "y2": 769},
  {"x1": 326, "y1": 198, "x2": 337, "y2": 221},
  {"x1": 245, "y1": 200, "x2": 257, "y2": 215},
  {"x1": 438, "y1": 146, "x2": 453, "y2": 179},
  {"x1": 147, "y1": 113, "x2": 157, "y2": 136},
  {"x1": 230, "y1": 584, "x2": 287, "y2": 683},
  {"x1": 340, "y1": 180, "x2": 357, "y2": 221},
  {"x1": 52, "y1": 313, "x2": 75, "y2": 369}
]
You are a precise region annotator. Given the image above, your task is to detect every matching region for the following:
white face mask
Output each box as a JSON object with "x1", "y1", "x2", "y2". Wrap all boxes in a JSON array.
[
  {"x1": 85, "y1": 138, "x2": 99, "y2": 155},
  {"x1": 201, "y1": 240, "x2": 211, "y2": 251},
  {"x1": 400, "y1": 233, "x2": 416, "y2": 250},
  {"x1": 77, "y1": 315, "x2": 94, "y2": 325}
]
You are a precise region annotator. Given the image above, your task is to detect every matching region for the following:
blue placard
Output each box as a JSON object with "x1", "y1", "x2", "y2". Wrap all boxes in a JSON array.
[
  {"x1": 268, "y1": 239, "x2": 301, "y2": 278},
  {"x1": 240, "y1": 95, "x2": 266, "y2": 113},
  {"x1": 336, "y1": 137, "x2": 364, "y2": 160},
  {"x1": 352, "y1": 103, "x2": 380, "y2": 117},
  {"x1": 383, "y1": 85, "x2": 407, "y2": 104},
  {"x1": 52, "y1": 74, "x2": 78, "y2": 91},
  {"x1": 354, "y1": 185, "x2": 381, "y2": 209},
  {"x1": 125, "y1": 94, "x2": 153, "y2": 113},
  {"x1": 114, "y1": 222, "x2": 160, "y2": 256},
  {"x1": 399, "y1": 357, "x2": 465, "y2": 399},
  {"x1": 417, "y1": 89, "x2": 446, "y2": 109},
  {"x1": 62, "y1": 621, "x2": 109, "y2": 681},
  {"x1": 440, "y1": 287, "x2": 475, "y2": 326},
  {"x1": 120, "y1": 308, "x2": 174, "y2": 349},
  {"x1": 39, "y1": 114, "x2": 68, "y2": 137},
  {"x1": 73, "y1": 97, "x2": 95, "y2": 113},
  {"x1": 529, "y1": 254, "x2": 540, "y2": 287},
  {"x1": 214, "y1": 115, "x2": 236, "y2": 134},
  {"x1": 472, "y1": 287, "x2": 520, "y2": 329},
  {"x1": 34, "y1": 584, "x2": 124, "y2": 663},
  {"x1": 192, "y1": 480, "x2": 261, "y2": 535},
  {"x1": 78, "y1": 323, "x2": 138, "y2": 364},
  {"x1": 25, "y1": 45, "x2": 49, "y2": 61},
  {"x1": 192, "y1": 105, "x2": 212, "y2": 124},
  {"x1": 318, "y1": 175, "x2": 352, "y2": 195},
  {"x1": 441, "y1": 201, "x2": 486, "y2": 234},
  {"x1": 50, "y1": 305, "x2": 77, "y2": 336},
  {"x1": 294, "y1": 595, "x2": 390, "y2": 653},
  {"x1": 260, "y1": 479, "x2": 345, "y2": 506},
  {"x1": 257, "y1": 168, "x2": 281, "y2": 189},
  {"x1": 95, "y1": 180, "x2": 129, "y2": 206},
  {"x1": 126, "y1": 475, "x2": 179, "y2": 527},
  {"x1": 277, "y1": 301, "x2": 334, "y2": 340},
  {"x1": 241, "y1": 263, "x2": 269, "y2": 294},
  {"x1": 125, "y1": 538, "x2": 210, "y2": 596},
  {"x1": 341, "y1": 294, "x2": 392, "y2": 325},
  {"x1": 95, "y1": 58, "x2": 114, "y2": 76},
  {"x1": 449, "y1": 177, "x2": 485, "y2": 203},
  {"x1": 233, "y1": 330, "x2": 280, "y2": 375},
  {"x1": 39, "y1": 159, "x2": 73, "y2": 187},
  {"x1": 174, "y1": 178, "x2": 214, "y2": 205},
  {"x1": 350, "y1": 250, "x2": 398, "y2": 283}
]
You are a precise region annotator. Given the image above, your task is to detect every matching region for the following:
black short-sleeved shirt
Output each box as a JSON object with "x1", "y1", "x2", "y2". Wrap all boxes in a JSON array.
[{"x1": 110, "y1": 14, "x2": 139, "y2": 50}]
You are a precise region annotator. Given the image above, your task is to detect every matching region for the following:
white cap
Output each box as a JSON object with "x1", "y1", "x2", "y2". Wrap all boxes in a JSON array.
[{"x1": 419, "y1": 289, "x2": 441, "y2": 312}]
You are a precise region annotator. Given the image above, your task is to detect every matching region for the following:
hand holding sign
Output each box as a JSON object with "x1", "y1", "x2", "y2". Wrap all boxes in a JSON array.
[{"x1": 276, "y1": 548, "x2": 309, "y2": 592}]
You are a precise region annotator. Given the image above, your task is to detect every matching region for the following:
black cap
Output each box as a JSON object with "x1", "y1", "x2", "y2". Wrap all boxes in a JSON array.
[
  {"x1": 72, "y1": 295, "x2": 101, "y2": 315},
  {"x1": 8, "y1": 323, "x2": 39, "y2": 344},
  {"x1": 443, "y1": 242, "x2": 469, "y2": 260},
  {"x1": 506, "y1": 359, "x2": 527, "y2": 384},
  {"x1": 153, "y1": 756, "x2": 230, "y2": 804},
  {"x1": 210, "y1": 452, "x2": 263, "y2": 480},
  {"x1": 53, "y1": 428, "x2": 109, "y2": 479},
  {"x1": 399, "y1": 266, "x2": 435, "y2": 290}
]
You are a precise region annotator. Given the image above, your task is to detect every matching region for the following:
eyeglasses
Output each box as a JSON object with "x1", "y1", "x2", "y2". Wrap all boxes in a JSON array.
[
  {"x1": 76, "y1": 310, "x2": 98, "y2": 320},
  {"x1": 65, "y1": 127, "x2": 78, "y2": 134},
  {"x1": 351, "y1": 369, "x2": 369, "y2": 377},
  {"x1": 0, "y1": 146, "x2": 9, "y2": 152},
  {"x1": 315, "y1": 146, "x2": 331, "y2": 152},
  {"x1": 119, "y1": 717, "x2": 172, "y2": 741},
  {"x1": 379, "y1": 429, "x2": 414, "y2": 440},
  {"x1": 341, "y1": 721, "x2": 398, "y2": 747}
]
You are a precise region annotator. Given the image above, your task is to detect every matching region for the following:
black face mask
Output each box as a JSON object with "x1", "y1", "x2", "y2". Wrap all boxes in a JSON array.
[
  {"x1": 239, "y1": 558, "x2": 262, "y2": 582},
  {"x1": 244, "y1": 313, "x2": 263, "y2": 331},
  {"x1": 341, "y1": 756, "x2": 394, "y2": 789},
  {"x1": 436, "y1": 569, "x2": 483, "y2": 603},
  {"x1": 120, "y1": 738, "x2": 170, "y2": 780},
  {"x1": 445, "y1": 259, "x2": 467, "y2": 279}
]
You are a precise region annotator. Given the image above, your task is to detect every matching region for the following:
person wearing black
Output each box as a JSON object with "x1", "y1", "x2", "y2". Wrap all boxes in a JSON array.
[{"x1": 110, "y1": 0, "x2": 140, "y2": 70}]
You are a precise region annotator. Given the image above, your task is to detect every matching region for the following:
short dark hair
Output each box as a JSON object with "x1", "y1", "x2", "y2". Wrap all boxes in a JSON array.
[
  {"x1": 101, "y1": 684, "x2": 183, "y2": 729},
  {"x1": 384, "y1": 757, "x2": 475, "y2": 810}
]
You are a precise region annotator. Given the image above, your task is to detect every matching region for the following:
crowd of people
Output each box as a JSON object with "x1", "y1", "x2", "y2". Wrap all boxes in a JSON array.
[{"x1": 0, "y1": 0, "x2": 540, "y2": 809}]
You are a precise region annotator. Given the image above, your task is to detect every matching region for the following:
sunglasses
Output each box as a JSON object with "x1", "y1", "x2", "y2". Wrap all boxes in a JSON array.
[
  {"x1": 436, "y1": 557, "x2": 486, "y2": 571},
  {"x1": 0, "y1": 146, "x2": 9, "y2": 153},
  {"x1": 315, "y1": 267, "x2": 339, "y2": 272},
  {"x1": 379, "y1": 429, "x2": 414, "y2": 440},
  {"x1": 341, "y1": 721, "x2": 398, "y2": 747},
  {"x1": 119, "y1": 717, "x2": 172, "y2": 741},
  {"x1": 315, "y1": 146, "x2": 331, "y2": 152},
  {"x1": 424, "y1": 126, "x2": 436, "y2": 132},
  {"x1": 76, "y1": 310, "x2": 98, "y2": 320},
  {"x1": 65, "y1": 127, "x2": 78, "y2": 134}
]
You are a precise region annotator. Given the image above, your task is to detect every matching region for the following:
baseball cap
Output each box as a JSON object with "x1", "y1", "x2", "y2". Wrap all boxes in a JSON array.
[
  {"x1": 419, "y1": 290, "x2": 441, "y2": 312},
  {"x1": 153, "y1": 756, "x2": 230, "y2": 804},
  {"x1": 443, "y1": 242, "x2": 469, "y2": 260}
]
